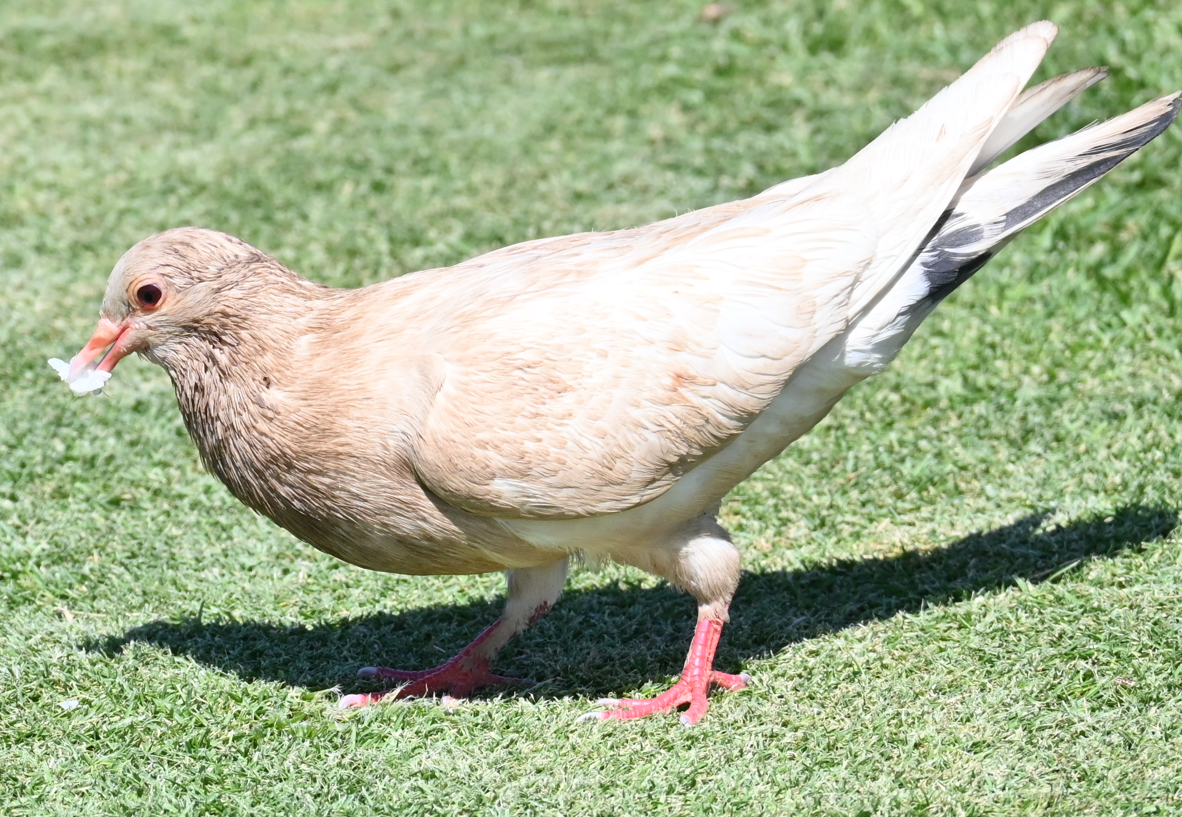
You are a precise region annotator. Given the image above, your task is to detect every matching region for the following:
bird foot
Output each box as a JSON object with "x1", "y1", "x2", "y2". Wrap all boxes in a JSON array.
[
  {"x1": 339, "y1": 618, "x2": 528, "y2": 708},
  {"x1": 577, "y1": 617, "x2": 748, "y2": 725},
  {"x1": 339, "y1": 658, "x2": 528, "y2": 708},
  {"x1": 580, "y1": 669, "x2": 750, "y2": 725}
]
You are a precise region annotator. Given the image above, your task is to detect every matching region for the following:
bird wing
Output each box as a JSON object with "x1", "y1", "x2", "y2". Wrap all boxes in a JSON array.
[
  {"x1": 408, "y1": 191, "x2": 874, "y2": 518},
  {"x1": 405, "y1": 23, "x2": 1056, "y2": 520}
]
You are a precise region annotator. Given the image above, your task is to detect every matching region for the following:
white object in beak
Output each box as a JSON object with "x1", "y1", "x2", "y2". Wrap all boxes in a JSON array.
[{"x1": 49, "y1": 356, "x2": 112, "y2": 396}]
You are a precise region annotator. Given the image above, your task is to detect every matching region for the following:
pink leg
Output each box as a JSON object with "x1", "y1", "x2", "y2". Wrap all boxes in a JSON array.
[
  {"x1": 580, "y1": 618, "x2": 750, "y2": 726},
  {"x1": 340, "y1": 560, "x2": 569, "y2": 709},
  {"x1": 339, "y1": 618, "x2": 526, "y2": 707}
]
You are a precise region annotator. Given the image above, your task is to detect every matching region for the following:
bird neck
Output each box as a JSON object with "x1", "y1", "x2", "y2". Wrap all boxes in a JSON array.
[{"x1": 161, "y1": 282, "x2": 336, "y2": 521}]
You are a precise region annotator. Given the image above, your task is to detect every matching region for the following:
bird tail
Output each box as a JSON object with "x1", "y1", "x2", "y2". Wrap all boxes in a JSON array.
[
  {"x1": 969, "y1": 66, "x2": 1110, "y2": 175},
  {"x1": 833, "y1": 21, "x2": 1058, "y2": 318},
  {"x1": 840, "y1": 89, "x2": 1180, "y2": 374}
]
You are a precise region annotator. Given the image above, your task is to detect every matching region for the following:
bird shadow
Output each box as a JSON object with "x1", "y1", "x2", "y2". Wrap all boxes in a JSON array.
[{"x1": 83, "y1": 504, "x2": 1176, "y2": 700}]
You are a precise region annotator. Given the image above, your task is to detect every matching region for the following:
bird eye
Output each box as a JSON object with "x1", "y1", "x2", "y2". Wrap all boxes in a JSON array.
[{"x1": 135, "y1": 283, "x2": 163, "y2": 309}]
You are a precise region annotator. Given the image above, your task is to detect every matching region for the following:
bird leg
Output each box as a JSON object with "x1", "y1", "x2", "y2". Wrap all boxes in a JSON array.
[
  {"x1": 339, "y1": 558, "x2": 568, "y2": 707},
  {"x1": 580, "y1": 614, "x2": 749, "y2": 725},
  {"x1": 581, "y1": 517, "x2": 747, "y2": 725}
]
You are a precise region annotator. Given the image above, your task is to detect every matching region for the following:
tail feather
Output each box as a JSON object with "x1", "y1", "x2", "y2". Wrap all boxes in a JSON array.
[
  {"x1": 927, "y1": 92, "x2": 1180, "y2": 300},
  {"x1": 970, "y1": 67, "x2": 1109, "y2": 175},
  {"x1": 841, "y1": 91, "x2": 1180, "y2": 374},
  {"x1": 831, "y1": 21, "x2": 1057, "y2": 319}
]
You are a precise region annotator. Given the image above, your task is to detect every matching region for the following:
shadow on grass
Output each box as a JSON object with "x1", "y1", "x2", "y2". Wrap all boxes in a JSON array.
[{"x1": 84, "y1": 504, "x2": 1175, "y2": 698}]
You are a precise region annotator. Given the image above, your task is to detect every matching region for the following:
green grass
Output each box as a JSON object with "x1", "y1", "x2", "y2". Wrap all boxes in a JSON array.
[{"x1": 3, "y1": 0, "x2": 1182, "y2": 813}]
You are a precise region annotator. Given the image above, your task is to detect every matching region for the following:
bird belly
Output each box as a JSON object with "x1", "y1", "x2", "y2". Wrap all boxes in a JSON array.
[{"x1": 287, "y1": 508, "x2": 561, "y2": 576}]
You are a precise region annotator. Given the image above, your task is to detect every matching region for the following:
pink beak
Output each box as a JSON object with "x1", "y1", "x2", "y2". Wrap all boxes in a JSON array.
[{"x1": 68, "y1": 317, "x2": 134, "y2": 380}]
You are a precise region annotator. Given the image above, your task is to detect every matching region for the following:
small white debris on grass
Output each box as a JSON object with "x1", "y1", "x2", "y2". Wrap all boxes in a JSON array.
[
  {"x1": 59, "y1": 699, "x2": 80, "y2": 711},
  {"x1": 49, "y1": 357, "x2": 111, "y2": 396}
]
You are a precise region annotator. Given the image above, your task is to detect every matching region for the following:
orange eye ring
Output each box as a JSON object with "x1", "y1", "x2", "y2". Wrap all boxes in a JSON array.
[{"x1": 131, "y1": 278, "x2": 165, "y2": 311}]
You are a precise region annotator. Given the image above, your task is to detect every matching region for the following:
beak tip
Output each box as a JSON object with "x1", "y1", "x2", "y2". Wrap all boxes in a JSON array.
[{"x1": 53, "y1": 318, "x2": 128, "y2": 398}]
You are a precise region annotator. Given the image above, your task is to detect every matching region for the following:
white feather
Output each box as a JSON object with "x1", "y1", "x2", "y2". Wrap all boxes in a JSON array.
[
  {"x1": 49, "y1": 356, "x2": 111, "y2": 396},
  {"x1": 971, "y1": 67, "x2": 1109, "y2": 175}
]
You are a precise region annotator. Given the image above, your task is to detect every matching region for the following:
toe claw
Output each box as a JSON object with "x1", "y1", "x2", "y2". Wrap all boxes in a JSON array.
[
  {"x1": 339, "y1": 693, "x2": 376, "y2": 708},
  {"x1": 576, "y1": 710, "x2": 608, "y2": 723}
]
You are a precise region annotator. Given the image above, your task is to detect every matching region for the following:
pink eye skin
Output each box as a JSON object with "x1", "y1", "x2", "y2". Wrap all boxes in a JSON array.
[{"x1": 132, "y1": 281, "x2": 164, "y2": 310}]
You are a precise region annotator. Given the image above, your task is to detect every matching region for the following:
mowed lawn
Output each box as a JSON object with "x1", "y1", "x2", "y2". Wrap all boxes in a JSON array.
[{"x1": 3, "y1": 0, "x2": 1182, "y2": 813}]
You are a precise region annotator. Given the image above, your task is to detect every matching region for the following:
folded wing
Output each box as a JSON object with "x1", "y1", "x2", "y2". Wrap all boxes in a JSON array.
[{"x1": 409, "y1": 24, "x2": 1060, "y2": 519}]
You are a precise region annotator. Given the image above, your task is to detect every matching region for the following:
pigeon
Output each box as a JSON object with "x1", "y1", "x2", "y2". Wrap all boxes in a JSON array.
[{"x1": 54, "y1": 22, "x2": 1178, "y2": 723}]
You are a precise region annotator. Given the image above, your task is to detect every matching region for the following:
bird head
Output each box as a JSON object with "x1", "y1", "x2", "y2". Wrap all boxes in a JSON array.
[{"x1": 55, "y1": 227, "x2": 289, "y2": 393}]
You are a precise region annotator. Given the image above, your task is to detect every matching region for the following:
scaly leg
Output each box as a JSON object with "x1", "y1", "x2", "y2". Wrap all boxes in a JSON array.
[
  {"x1": 340, "y1": 558, "x2": 568, "y2": 707},
  {"x1": 580, "y1": 616, "x2": 749, "y2": 725},
  {"x1": 581, "y1": 514, "x2": 748, "y2": 725}
]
